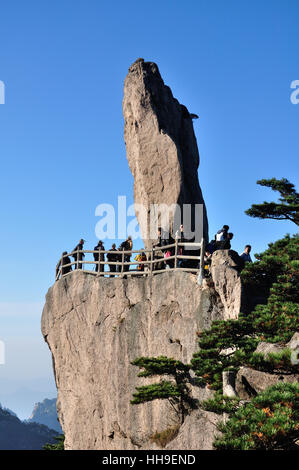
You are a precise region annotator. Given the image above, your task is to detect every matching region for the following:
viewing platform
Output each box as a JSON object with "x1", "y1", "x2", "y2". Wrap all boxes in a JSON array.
[{"x1": 55, "y1": 239, "x2": 205, "y2": 281}]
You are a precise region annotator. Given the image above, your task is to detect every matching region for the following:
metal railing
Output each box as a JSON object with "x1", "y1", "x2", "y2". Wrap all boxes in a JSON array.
[{"x1": 55, "y1": 238, "x2": 205, "y2": 281}]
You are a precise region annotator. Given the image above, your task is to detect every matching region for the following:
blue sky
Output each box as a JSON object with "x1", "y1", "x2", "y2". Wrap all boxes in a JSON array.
[{"x1": 0, "y1": 0, "x2": 298, "y2": 419}]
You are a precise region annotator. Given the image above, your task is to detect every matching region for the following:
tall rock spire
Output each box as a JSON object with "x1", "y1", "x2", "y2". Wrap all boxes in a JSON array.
[{"x1": 123, "y1": 58, "x2": 208, "y2": 248}]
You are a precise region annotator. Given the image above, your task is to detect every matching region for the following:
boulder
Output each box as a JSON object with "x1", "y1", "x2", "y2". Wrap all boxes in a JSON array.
[
  {"x1": 254, "y1": 342, "x2": 286, "y2": 356},
  {"x1": 165, "y1": 409, "x2": 220, "y2": 450},
  {"x1": 287, "y1": 332, "x2": 299, "y2": 352},
  {"x1": 254, "y1": 332, "x2": 299, "y2": 363},
  {"x1": 210, "y1": 250, "x2": 243, "y2": 320},
  {"x1": 236, "y1": 366, "x2": 299, "y2": 400}
]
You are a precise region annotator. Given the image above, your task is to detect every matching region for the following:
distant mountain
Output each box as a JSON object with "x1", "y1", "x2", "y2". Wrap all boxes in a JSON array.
[
  {"x1": 0, "y1": 405, "x2": 58, "y2": 450},
  {"x1": 0, "y1": 384, "x2": 57, "y2": 420},
  {"x1": 0, "y1": 403, "x2": 17, "y2": 417},
  {"x1": 27, "y1": 398, "x2": 62, "y2": 433}
]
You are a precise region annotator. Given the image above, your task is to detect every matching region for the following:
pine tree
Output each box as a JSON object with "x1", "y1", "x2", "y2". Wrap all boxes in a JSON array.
[
  {"x1": 242, "y1": 235, "x2": 299, "y2": 343},
  {"x1": 43, "y1": 434, "x2": 65, "y2": 450},
  {"x1": 191, "y1": 234, "x2": 299, "y2": 391},
  {"x1": 130, "y1": 356, "x2": 195, "y2": 422},
  {"x1": 214, "y1": 383, "x2": 299, "y2": 450},
  {"x1": 245, "y1": 178, "x2": 299, "y2": 225}
]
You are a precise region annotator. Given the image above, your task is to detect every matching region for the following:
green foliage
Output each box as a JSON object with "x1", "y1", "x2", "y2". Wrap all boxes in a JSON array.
[
  {"x1": 250, "y1": 303, "x2": 299, "y2": 344},
  {"x1": 131, "y1": 236, "x2": 298, "y2": 397},
  {"x1": 243, "y1": 235, "x2": 299, "y2": 343},
  {"x1": 241, "y1": 234, "x2": 299, "y2": 300},
  {"x1": 43, "y1": 434, "x2": 65, "y2": 450},
  {"x1": 130, "y1": 356, "x2": 195, "y2": 421},
  {"x1": 131, "y1": 381, "x2": 181, "y2": 405},
  {"x1": 245, "y1": 178, "x2": 299, "y2": 225},
  {"x1": 214, "y1": 383, "x2": 299, "y2": 450},
  {"x1": 191, "y1": 317, "x2": 258, "y2": 391},
  {"x1": 131, "y1": 356, "x2": 190, "y2": 377},
  {"x1": 191, "y1": 234, "x2": 298, "y2": 391},
  {"x1": 201, "y1": 394, "x2": 241, "y2": 414},
  {"x1": 249, "y1": 349, "x2": 298, "y2": 373}
]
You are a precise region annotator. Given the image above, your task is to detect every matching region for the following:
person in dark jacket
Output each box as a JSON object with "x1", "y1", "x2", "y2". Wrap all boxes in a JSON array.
[
  {"x1": 119, "y1": 236, "x2": 133, "y2": 273},
  {"x1": 206, "y1": 240, "x2": 216, "y2": 256},
  {"x1": 56, "y1": 251, "x2": 72, "y2": 277},
  {"x1": 240, "y1": 245, "x2": 252, "y2": 263},
  {"x1": 153, "y1": 228, "x2": 168, "y2": 270},
  {"x1": 72, "y1": 239, "x2": 85, "y2": 269},
  {"x1": 94, "y1": 240, "x2": 105, "y2": 273},
  {"x1": 107, "y1": 243, "x2": 119, "y2": 277},
  {"x1": 176, "y1": 224, "x2": 185, "y2": 268},
  {"x1": 220, "y1": 232, "x2": 234, "y2": 250}
]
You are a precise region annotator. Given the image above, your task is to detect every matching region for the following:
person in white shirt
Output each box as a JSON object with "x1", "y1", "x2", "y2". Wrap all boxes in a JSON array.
[{"x1": 215, "y1": 225, "x2": 229, "y2": 241}]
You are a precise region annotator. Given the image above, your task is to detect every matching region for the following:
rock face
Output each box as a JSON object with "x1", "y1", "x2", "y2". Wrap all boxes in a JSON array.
[
  {"x1": 123, "y1": 58, "x2": 208, "y2": 249},
  {"x1": 42, "y1": 255, "x2": 242, "y2": 450},
  {"x1": 210, "y1": 250, "x2": 243, "y2": 320}
]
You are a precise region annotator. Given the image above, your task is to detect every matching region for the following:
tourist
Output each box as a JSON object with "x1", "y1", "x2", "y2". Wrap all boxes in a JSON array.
[
  {"x1": 164, "y1": 249, "x2": 173, "y2": 269},
  {"x1": 240, "y1": 245, "x2": 252, "y2": 263},
  {"x1": 135, "y1": 251, "x2": 147, "y2": 272},
  {"x1": 94, "y1": 240, "x2": 105, "y2": 273},
  {"x1": 72, "y1": 239, "x2": 85, "y2": 269},
  {"x1": 107, "y1": 243, "x2": 119, "y2": 277},
  {"x1": 205, "y1": 239, "x2": 216, "y2": 256},
  {"x1": 56, "y1": 251, "x2": 72, "y2": 277},
  {"x1": 119, "y1": 236, "x2": 133, "y2": 273},
  {"x1": 215, "y1": 225, "x2": 229, "y2": 241},
  {"x1": 153, "y1": 228, "x2": 167, "y2": 270},
  {"x1": 221, "y1": 232, "x2": 234, "y2": 249},
  {"x1": 176, "y1": 224, "x2": 185, "y2": 268}
]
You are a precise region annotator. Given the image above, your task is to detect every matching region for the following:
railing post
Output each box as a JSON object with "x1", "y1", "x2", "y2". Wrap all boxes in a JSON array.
[
  {"x1": 61, "y1": 253, "x2": 64, "y2": 278},
  {"x1": 174, "y1": 237, "x2": 178, "y2": 270},
  {"x1": 121, "y1": 250, "x2": 125, "y2": 277},
  {"x1": 56, "y1": 254, "x2": 63, "y2": 281},
  {"x1": 150, "y1": 248, "x2": 154, "y2": 275},
  {"x1": 59, "y1": 255, "x2": 62, "y2": 280},
  {"x1": 197, "y1": 238, "x2": 205, "y2": 285}
]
